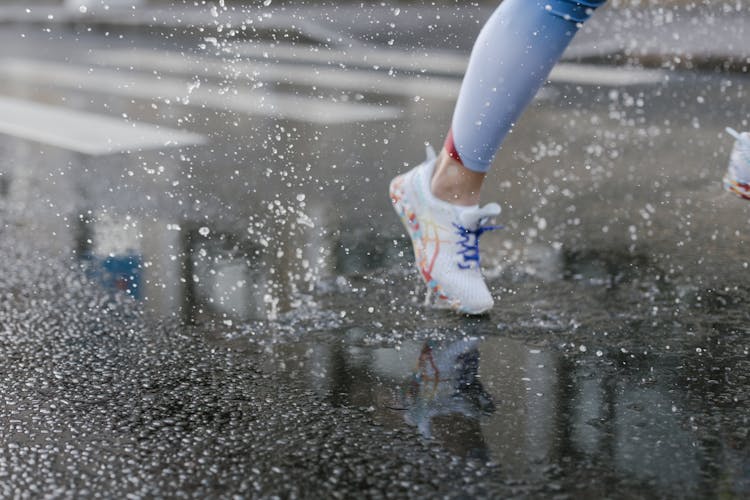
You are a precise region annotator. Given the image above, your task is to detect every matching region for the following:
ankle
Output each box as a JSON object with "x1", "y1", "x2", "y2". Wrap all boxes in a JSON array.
[{"x1": 430, "y1": 150, "x2": 485, "y2": 206}]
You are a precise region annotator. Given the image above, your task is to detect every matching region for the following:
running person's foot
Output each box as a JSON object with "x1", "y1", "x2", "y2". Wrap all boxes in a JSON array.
[
  {"x1": 389, "y1": 146, "x2": 501, "y2": 315},
  {"x1": 724, "y1": 128, "x2": 750, "y2": 200}
]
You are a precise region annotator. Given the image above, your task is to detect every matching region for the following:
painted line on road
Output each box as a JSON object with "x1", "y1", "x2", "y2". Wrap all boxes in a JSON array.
[
  {"x1": 86, "y1": 49, "x2": 463, "y2": 99},
  {"x1": 234, "y1": 42, "x2": 470, "y2": 76},
  {"x1": 0, "y1": 95, "x2": 205, "y2": 156},
  {"x1": 549, "y1": 64, "x2": 667, "y2": 86},
  {"x1": 92, "y1": 49, "x2": 633, "y2": 102},
  {"x1": 0, "y1": 58, "x2": 402, "y2": 125},
  {"x1": 232, "y1": 42, "x2": 668, "y2": 86}
]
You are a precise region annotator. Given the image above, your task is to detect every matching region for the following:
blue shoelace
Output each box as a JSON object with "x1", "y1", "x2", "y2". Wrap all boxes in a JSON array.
[{"x1": 452, "y1": 221, "x2": 503, "y2": 270}]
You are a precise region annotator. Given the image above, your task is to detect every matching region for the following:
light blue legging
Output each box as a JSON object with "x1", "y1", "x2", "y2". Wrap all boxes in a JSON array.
[{"x1": 445, "y1": 0, "x2": 607, "y2": 172}]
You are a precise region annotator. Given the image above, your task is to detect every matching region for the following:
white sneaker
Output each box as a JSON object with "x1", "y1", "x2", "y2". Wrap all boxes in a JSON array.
[
  {"x1": 389, "y1": 145, "x2": 502, "y2": 315},
  {"x1": 724, "y1": 127, "x2": 750, "y2": 201}
]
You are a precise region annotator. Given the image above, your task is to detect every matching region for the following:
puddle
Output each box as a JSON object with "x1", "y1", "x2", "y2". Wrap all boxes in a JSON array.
[{"x1": 250, "y1": 321, "x2": 747, "y2": 496}]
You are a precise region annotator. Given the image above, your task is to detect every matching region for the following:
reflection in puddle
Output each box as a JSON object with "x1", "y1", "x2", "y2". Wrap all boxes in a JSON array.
[
  {"x1": 84, "y1": 253, "x2": 142, "y2": 298},
  {"x1": 261, "y1": 330, "x2": 740, "y2": 496},
  {"x1": 76, "y1": 210, "x2": 143, "y2": 299},
  {"x1": 74, "y1": 211, "x2": 275, "y2": 321},
  {"x1": 181, "y1": 225, "x2": 266, "y2": 322},
  {"x1": 398, "y1": 338, "x2": 496, "y2": 459}
]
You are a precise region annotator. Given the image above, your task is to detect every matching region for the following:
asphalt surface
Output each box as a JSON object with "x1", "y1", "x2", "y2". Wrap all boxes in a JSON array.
[{"x1": 0, "y1": 2, "x2": 749, "y2": 498}]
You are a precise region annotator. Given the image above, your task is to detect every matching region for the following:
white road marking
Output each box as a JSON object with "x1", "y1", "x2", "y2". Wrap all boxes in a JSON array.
[
  {"x1": 232, "y1": 42, "x2": 668, "y2": 86},
  {"x1": 0, "y1": 95, "x2": 205, "y2": 156},
  {"x1": 88, "y1": 46, "x2": 665, "y2": 100},
  {"x1": 233, "y1": 42, "x2": 470, "y2": 76},
  {"x1": 549, "y1": 64, "x2": 667, "y2": 86},
  {"x1": 0, "y1": 58, "x2": 401, "y2": 124},
  {"x1": 86, "y1": 49, "x2": 463, "y2": 99}
]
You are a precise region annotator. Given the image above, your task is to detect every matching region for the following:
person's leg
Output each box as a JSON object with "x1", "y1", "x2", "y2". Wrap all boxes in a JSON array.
[
  {"x1": 432, "y1": 0, "x2": 607, "y2": 206},
  {"x1": 389, "y1": 0, "x2": 606, "y2": 314}
]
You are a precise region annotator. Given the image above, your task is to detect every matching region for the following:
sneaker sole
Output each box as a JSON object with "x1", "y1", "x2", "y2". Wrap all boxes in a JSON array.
[{"x1": 724, "y1": 174, "x2": 750, "y2": 201}]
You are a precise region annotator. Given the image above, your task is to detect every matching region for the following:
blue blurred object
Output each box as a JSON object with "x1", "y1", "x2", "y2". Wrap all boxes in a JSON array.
[{"x1": 83, "y1": 252, "x2": 142, "y2": 299}]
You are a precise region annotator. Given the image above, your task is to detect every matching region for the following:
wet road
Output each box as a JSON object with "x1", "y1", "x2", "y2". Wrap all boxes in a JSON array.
[{"x1": 0, "y1": 4, "x2": 749, "y2": 498}]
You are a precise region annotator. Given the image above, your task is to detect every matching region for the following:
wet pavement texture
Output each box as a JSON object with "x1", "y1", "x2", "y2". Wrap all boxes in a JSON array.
[{"x1": 0, "y1": 3, "x2": 749, "y2": 498}]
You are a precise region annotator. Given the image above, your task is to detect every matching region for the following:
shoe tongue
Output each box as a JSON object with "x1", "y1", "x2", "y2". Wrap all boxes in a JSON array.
[{"x1": 458, "y1": 202, "x2": 501, "y2": 228}]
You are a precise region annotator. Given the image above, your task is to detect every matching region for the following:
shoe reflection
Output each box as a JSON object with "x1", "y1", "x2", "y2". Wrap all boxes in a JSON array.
[{"x1": 399, "y1": 338, "x2": 496, "y2": 456}]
